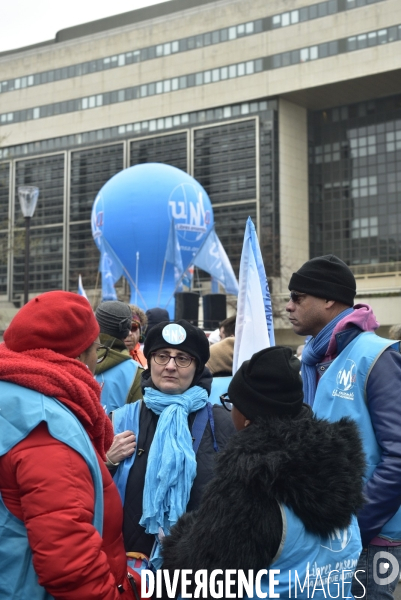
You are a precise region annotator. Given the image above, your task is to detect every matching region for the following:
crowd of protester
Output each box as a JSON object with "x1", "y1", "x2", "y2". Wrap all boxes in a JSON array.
[{"x1": 1, "y1": 254, "x2": 401, "y2": 599}]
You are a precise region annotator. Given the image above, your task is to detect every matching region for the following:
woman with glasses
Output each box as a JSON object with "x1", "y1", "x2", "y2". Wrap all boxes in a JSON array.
[
  {"x1": 110, "y1": 319, "x2": 235, "y2": 570},
  {"x1": 162, "y1": 346, "x2": 365, "y2": 599},
  {"x1": 0, "y1": 291, "x2": 136, "y2": 600}
]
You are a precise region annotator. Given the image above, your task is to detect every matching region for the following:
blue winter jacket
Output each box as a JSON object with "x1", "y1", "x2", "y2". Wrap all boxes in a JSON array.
[{"x1": 315, "y1": 326, "x2": 401, "y2": 547}]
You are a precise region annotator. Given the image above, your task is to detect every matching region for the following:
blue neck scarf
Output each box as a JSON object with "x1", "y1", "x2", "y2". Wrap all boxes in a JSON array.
[
  {"x1": 140, "y1": 385, "x2": 208, "y2": 538},
  {"x1": 301, "y1": 308, "x2": 353, "y2": 407}
]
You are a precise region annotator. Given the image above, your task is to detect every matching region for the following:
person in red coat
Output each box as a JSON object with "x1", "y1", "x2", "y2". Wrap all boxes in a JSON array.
[{"x1": 0, "y1": 291, "x2": 135, "y2": 600}]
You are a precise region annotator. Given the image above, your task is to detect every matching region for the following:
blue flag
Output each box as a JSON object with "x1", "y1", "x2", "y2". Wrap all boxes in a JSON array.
[
  {"x1": 99, "y1": 239, "x2": 123, "y2": 301},
  {"x1": 193, "y1": 227, "x2": 238, "y2": 295},
  {"x1": 233, "y1": 217, "x2": 274, "y2": 373},
  {"x1": 165, "y1": 218, "x2": 184, "y2": 289}
]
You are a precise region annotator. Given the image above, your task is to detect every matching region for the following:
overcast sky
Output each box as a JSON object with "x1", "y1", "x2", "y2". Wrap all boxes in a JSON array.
[{"x1": 0, "y1": 0, "x2": 169, "y2": 53}]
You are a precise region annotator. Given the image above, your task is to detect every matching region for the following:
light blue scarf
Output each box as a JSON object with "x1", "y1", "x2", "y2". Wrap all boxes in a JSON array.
[
  {"x1": 140, "y1": 385, "x2": 208, "y2": 538},
  {"x1": 301, "y1": 308, "x2": 353, "y2": 407}
]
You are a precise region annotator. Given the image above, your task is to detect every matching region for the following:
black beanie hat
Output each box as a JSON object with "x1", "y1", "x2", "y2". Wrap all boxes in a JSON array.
[
  {"x1": 95, "y1": 301, "x2": 132, "y2": 340},
  {"x1": 145, "y1": 308, "x2": 170, "y2": 333},
  {"x1": 288, "y1": 254, "x2": 356, "y2": 306},
  {"x1": 228, "y1": 346, "x2": 303, "y2": 420},
  {"x1": 144, "y1": 319, "x2": 210, "y2": 369}
]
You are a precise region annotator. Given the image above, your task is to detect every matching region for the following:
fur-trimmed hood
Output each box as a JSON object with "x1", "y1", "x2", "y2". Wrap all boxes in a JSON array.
[
  {"x1": 162, "y1": 406, "x2": 365, "y2": 573},
  {"x1": 217, "y1": 406, "x2": 365, "y2": 535}
]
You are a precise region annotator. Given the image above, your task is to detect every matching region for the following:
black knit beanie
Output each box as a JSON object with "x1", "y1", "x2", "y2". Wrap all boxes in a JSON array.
[
  {"x1": 288, "y1": 254, "x2": 356, "y2": 306},
  {"x1": 144, "y1": 319, "x2": 210, "y2": 369},
  {"x1": 228, "y1": 346, "x2": 303, "y2": 420},
  {"x1": 145, "y1": 308, "x2": 170, "y2": 333},
  {"x1": 95, "y1": 301, "x2": 132, "y2": 340}
]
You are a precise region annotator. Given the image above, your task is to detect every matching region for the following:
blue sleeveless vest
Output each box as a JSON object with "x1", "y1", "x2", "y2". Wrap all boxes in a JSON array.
[
  {"x1": 251, "y1": 506, "x2": 361, "y2": 599},
  {"x1": 313, "y1": 332, "x2": 401, "y2": 542},
  {"x1": 95, "y1": 359, "x2": 138, "y2": 413},
  {"x1": 0, "y1": 381, "x2": 103, "y2": 600},
  {"x1": 112, "y1": 401, "x2": 142, "y2": 505},
  {"x1": 208, "y1": 376, "x2": 232, "y2": 405}
]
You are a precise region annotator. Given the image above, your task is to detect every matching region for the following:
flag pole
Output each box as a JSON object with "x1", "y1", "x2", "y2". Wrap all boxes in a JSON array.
[{"x1": 135, "y1": 251, "x2": 139, "y2": 305}]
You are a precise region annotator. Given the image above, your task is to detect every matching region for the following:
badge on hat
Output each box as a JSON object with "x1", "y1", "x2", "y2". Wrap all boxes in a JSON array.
[{"x1": 162, "y1": 323, "x2": 186, "y2": 344}]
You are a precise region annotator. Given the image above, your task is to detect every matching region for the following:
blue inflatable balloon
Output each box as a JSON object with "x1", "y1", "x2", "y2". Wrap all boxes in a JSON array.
[{"x1": 91, "y1": 163, "x2": 214, "y2": 314}]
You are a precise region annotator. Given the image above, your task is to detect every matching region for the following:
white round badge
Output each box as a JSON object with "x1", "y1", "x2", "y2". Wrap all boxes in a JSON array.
[{"x1": 162, "y1": 323, "x2": 186, "y2": 345}]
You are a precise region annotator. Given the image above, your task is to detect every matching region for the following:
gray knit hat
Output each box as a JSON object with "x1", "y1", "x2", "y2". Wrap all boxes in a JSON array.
[{"x1": 95, "y1": 301, "x2": 132, "y2": 340}]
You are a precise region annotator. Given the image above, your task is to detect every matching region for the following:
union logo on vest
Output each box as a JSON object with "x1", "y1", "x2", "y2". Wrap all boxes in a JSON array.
[{"x1": 332, "y1": 359, "x2": 357, "y2": 401}]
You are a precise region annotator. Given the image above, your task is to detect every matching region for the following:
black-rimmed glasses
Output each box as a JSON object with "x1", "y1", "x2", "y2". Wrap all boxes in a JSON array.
[
  {"x1": 95, "y1": 344, "x2": 109, "y2": 364},
  {"x1": 220, "y1": 393, "x2": 233, "y2": 411},
  {"x1": 288, "y1": 291, "x2": 307, "y2": 304},
  {"x1": 152, "y1": 351, "x2": 195, "y2": 368}
]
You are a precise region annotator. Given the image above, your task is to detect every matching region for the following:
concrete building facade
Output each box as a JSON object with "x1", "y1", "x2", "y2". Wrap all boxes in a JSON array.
[{"x1": 0, "y1": 0, "x2": 400, "y2": 341}]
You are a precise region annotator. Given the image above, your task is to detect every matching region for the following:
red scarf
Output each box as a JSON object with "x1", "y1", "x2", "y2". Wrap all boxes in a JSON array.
[{"x1": 0, "y1": 344, "x2": 113, "y2": 460}]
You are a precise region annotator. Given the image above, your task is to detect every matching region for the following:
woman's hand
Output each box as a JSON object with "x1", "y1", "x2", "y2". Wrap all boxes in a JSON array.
[{"x1": 106, "y1": 430, "x2": 136, "y2": 465}]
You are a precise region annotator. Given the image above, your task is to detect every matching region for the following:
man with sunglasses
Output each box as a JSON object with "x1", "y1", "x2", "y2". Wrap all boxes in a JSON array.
[{"x1": 286, "y1": 254, "x2": 401, "y2": 600}]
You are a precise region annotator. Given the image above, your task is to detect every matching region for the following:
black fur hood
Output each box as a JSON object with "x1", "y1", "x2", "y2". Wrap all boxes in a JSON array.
[
  {"x1": 216, "y1": 406, "x2": 365, "y2": 535},
  {"x1": 162, "y1": 406, "x2": 365, "y2": 573}
]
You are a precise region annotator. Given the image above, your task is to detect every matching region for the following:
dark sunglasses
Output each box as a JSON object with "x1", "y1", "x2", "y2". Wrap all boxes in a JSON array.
[
  {"x1": 219, "y1": 393, "x2": 233, "y2": 411},
  {"x1": 289, "y1": 291, "x2": 307, "y2": 304},
  {"x1": 131, "y1": 322, "x2": 141, "y2": 332}
]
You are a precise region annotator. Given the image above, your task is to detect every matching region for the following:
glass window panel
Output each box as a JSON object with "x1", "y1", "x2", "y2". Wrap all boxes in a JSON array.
[
  {"x1": 299, "y1": 7, "x2": 309, "y2": 21},
  {"x1": 130, "y1": 132, "x2": 187, "y2": 171},
  {"x1": 163, "y1": 43, "x2": 171, "y2": 55},
  {"x1": 212, "y1": 69, "x2": 220, "y2": 82},
  {"x1": 378, "y1": 29, "x2": 388, "y2": 44},
  {"x1": 273, "y1": 54, "x2": 282, "y2": 68},
  {"x1": 237, "y1": 63, "x2": 245, "y2": 76},
  {"x1": 228, "y1": 27, "x2": 237, "y2": 40},
  {"x1": 229, "y1": 65, "x2": 237, "y2": 78},
  {"x1": 172, "y1": 41, "x2": 179, "y2": 53},
  {"x1": 282, "y1": 13, "x2": 290, "y2": 26},
  {"x1": 357, "y1": 34, "x2": 367, "y2": 49},
  {"x1": 310, "y1": 46, "x2": 319, "y2": 60},
  {"x1": 272, "y1": 15, "x2": 281, "y2": 28},
  {"x1": 300, "y1": 48, "x2": 309, "y2": 62},
  {"x1": 291, "y1": 10, "x2": 299, "y2": 24},
  {"x1": 196, "y1": 72, "x2": 203, "y2": 85},
  {"x1": 204, "y1": 71, "x2": 211, "y2": 84},
  {"x1": 246, "y1": 61, "x2": 254, "y2": 75}
]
